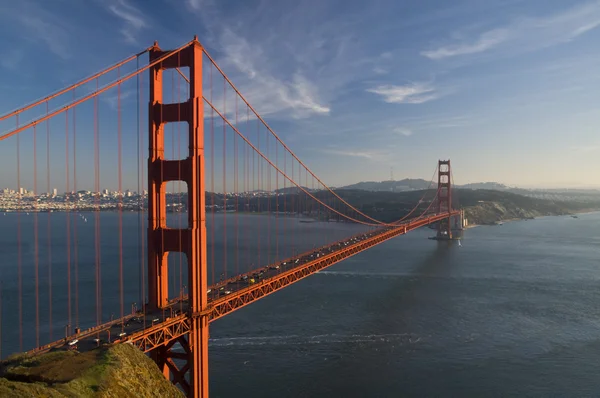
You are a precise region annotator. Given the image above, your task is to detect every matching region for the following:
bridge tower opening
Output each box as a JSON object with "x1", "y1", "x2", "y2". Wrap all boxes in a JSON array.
[
  {"x1": 148, "y1": 38, "x2": 208, "y2": 398},
  {"x1": 437, "y1": 160, "x2": 452, "y2": 239}
]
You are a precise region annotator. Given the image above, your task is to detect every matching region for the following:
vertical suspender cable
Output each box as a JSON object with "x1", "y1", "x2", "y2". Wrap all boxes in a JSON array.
[
  {"x1": 137, "y1": 55, "x2": 147, "y2": 327},
  {"x1": 16, "y1": 115, "x2": 22, "y2": 352},
  {"x1": 223, "y1": 77, "x2": 227, "y2": 281},
  {"x1": 94, "y1": 78, "x2": 101, "y2": 325},
  {"x1": 118, "y1": 68, "x2": 124, "y2": 325},
  {"x1": 245, "y1": 106, "x2": 250, "y2": 274},
  {"x1": 266, "y1": 130, "x2": 271, "y2": 266},
  {"x1": 65, "y1": 110, "x2": 71, "y2": 333},
  {"x1": 210, "y1": 63, "x2": 215, "y2": 286},
  {"x1": 46, "y1": 103, "x2": 52, "y2": 341},
  {"x1": 234, "y1": 95, "x2": 239, "y2": 276},
  {"x1": 256, "y1": 119, "x2": 260, "y2": 267},
  {"x1": 177, "y1": 56, "x2": 183, "y2": 304},
  {"x1": 33, "y1": 125, "x2": 39, "y2": 347},
  {"x1": 73, "y1": 90, "x2": 79, "y2": 329},
  {"x1": 171, "y1": 69, "x2": 176, "y2": 297},
  {"x1": 284, "y1": 150, "x2": 287, "y2": 257},
  {"x1": 291, "y1": 157, "x2": 295, "y2": 254},
  {"x1": 275, "y1": 141, "x2": 279, "y2": 263}
]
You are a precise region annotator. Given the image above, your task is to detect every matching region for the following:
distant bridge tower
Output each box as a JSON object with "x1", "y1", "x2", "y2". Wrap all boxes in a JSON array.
[
  {"x1": 437, "y1": 160, "x2": 452, "y2": 239},
  {"x1": 148, "y1": 38, "x2": 208, "y2": 397}
]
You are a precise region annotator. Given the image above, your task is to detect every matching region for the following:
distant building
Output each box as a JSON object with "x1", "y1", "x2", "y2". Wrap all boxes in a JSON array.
[{"x1": 52, "y1": 188, "x2": 58, "y2": 197}]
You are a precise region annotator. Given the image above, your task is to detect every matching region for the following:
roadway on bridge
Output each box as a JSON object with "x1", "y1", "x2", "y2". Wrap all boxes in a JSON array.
[{"x1": 46, "y1": 226, "x2": 393, "y2": 354}]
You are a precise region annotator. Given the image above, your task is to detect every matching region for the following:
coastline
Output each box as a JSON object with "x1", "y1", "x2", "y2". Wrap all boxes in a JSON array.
[{"x1": 464, "y1": 209, "x2": 600, "y2": 229}]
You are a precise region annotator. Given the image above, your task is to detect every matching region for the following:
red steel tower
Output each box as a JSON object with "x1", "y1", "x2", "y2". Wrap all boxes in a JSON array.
[
  {"x1": 437, "y1": 160, "x2": 452, "y2": 239},
  {"x1": 148, "y1": 38, "x2": 209, "y2": 397}
]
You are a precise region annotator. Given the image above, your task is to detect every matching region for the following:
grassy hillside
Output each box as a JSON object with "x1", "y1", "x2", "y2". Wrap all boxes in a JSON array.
[
  {"x1": 332, "y1": 189, "x2": 600, "y2": 224},
  {"x1": 0, "y1": 344, "x2": 183, "y2": 397},
  {"x1": 456, "y1": 189, "x2": 600, "y2": 225}
]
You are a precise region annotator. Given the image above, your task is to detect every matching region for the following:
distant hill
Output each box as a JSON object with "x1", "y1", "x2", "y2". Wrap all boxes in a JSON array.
[
  {"x1": 340, "y1": 179, "x2": 600, "y2": 204},
  {"x1": 330, "y1": 188, "x2": 600, "y2": 225},
  {"x1": 341, "y1": 179, "x2": 512, "y2": 191},
  {"x1": 274, "y1": 186, "x2": 311, "y2": 194},
  {"x1": 460, "y1": 182, "x2": 509, "y2": 190},
  {"x1": 202, "y1": 186, "x2": 600, "y2": 225},
  {"x1": 340, "y1": 179, "x2": 432, "y2": 192}
]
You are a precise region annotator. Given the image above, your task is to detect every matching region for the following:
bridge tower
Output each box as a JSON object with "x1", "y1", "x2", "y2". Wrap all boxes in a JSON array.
[
  {"x1": 148, "y1": 38, "x2": 208, "y2": 397},
  {"x1": 437, "y1": 160, "x2": 452, "y2": 239}
]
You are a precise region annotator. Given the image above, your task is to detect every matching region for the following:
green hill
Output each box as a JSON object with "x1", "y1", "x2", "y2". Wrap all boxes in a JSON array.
[{"x1": 0, "y1": 344, "x2": 183, "y2": 397}]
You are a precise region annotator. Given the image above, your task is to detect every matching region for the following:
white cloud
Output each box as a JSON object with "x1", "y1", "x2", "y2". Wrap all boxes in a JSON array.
[
  {"x1": 372, "y1": 67, "x2": 388, "y2": 75},
  {"x1": 181, "y1": 2, "x2": 388, "y2": 121},
  {"x1": 320, "y1": 148, "x2": 378, "y2": 159},
  {"x1": 187, "y1": 0, "x2": 216, "y2": 10},
  {"x1": 18, "y1": 15, "x2": 70, "y2": 59},
  {"x1": 366, "y1": 82, "x2": 439, "y2": 104},
  {"x1": 422, "y1": 1, "x2": 600, "y2": 60},
  {"x1": 107, "y1": 0, "x2": 147, "y2": 44},
  {"x1": 422, "y1": 29, "x2": 508, "y2": 60},
  {"x1": 393, "y1": 127, "x2": 413, "y2": 136},
  {"x1": 187, "y1": 0, "x2": 202, "y2": 9},
  {"x1": 210, "y1": 28, "x2": 331, "y2": 119}
]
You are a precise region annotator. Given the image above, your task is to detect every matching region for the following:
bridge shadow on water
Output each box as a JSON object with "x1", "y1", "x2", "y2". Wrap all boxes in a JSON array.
[
  {"x1": 297, "y1": 239, "x2": 463, "y2": 397},
  {"x1": 372, "y1": 239, "x2": 460, "y2": 324}
]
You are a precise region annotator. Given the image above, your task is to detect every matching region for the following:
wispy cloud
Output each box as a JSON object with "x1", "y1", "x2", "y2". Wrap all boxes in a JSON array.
[
  {"x1": 404, "y1": 114, "x2": 472, "y2": 129},
  {"x1": 102, "y1": 89, "x2": 137, "y2": 110},
  {"x1": 187, "y1": 0, "x2": 211, "y2": 10},
  {"x1": 571, "y1": 144, "x2": 600, "y2": 152},
  {"x1": 422, "y1": 29, "x2": 508, "y2": 60},
  {"x1": 422, "y1": 1, "x2": 600, "y2": 60},
  {"x1": 392, "y1": 127, "x2": 413, "y2": 136},
  {"x1": 320, "y1": 148, "x2": 379, "y2": 159},
  {"x1": 366, "y1": 82, "x2": 439, "y2": 104},
  {"x1": 107, "y1": 0, "x2": 147, "y2": 44},
  {"x1": 0, "y1": 49, "x2": 25, "y2": 70},
  {"x1": 181, "y1": 2, "x2": 388, "y2": 120},
  {"x1": 17, "y1": 14, "x2": 70, "y2": 59},
  {"x1": 209, "y1": 27, "x2": 331, "y2": 119}
]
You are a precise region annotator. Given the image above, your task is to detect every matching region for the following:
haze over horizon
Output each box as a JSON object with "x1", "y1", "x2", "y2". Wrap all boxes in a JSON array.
[
  {"x1": 0, "y1": 0, "x2": 599, "y2": 191},
  {"x1": 339, "y1": 178, "x2": 600, "y2": 191}
]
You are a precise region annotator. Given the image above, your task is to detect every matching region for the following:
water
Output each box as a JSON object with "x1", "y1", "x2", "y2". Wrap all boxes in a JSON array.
[
  {"x1": 1, "y1": 211, "x2": 599, "y2": 396},
  {"x1": 0, "y1": 212, "x2": 371, "y2": 354},
  {"x1": 209, "y1": 212, "x2": 600, "y2": 397}
]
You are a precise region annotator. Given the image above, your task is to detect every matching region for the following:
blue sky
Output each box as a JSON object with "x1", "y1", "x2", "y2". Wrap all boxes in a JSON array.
[{"x1": 1, "y1": 0, "x2": 600, "y2": 190}]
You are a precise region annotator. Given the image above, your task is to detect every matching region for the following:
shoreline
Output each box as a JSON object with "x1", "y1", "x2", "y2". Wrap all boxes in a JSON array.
[{"x1": 464, "y1": 209, "x2": 600, "y2": 229}]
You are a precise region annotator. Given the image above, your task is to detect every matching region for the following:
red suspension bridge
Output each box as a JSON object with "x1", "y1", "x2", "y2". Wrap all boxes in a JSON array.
[{"x1": 0, "y1": 37, "x2": 460, "y2": 397}]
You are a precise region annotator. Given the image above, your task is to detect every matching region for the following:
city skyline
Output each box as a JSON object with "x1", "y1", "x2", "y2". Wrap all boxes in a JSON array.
[{"x1": 0, "y1": 0, "x2": 599, "y2": 190}]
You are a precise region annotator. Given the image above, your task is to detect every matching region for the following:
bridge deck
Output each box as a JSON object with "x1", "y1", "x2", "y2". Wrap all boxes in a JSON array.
[{"x1": 27, "y1": 212, "x2": 457, "y2": 355}]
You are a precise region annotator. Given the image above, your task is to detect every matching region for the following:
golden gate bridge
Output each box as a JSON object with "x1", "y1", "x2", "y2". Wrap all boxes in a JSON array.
[{"x1": 0, "y1": 37, "x2": 460, "y2": 397}]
